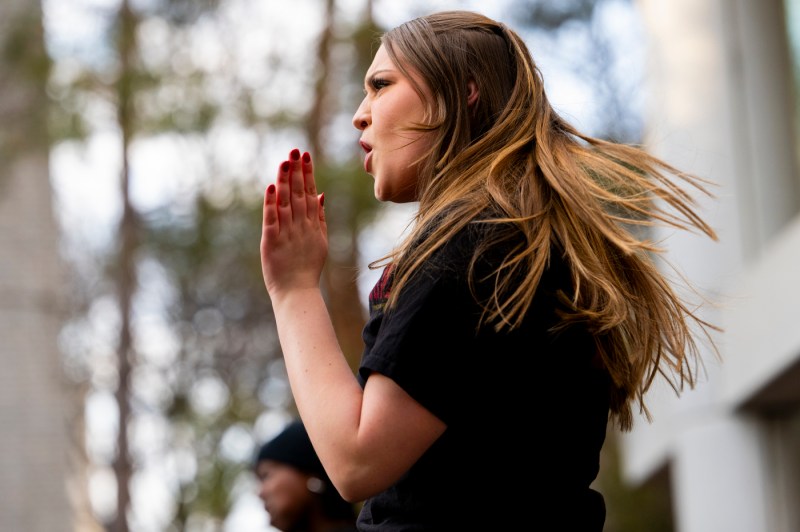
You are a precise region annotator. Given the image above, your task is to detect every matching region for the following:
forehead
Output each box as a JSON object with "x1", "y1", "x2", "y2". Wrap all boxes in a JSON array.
[{"x1": 366, "y1": 45, "x2": 396, "y2": 77}]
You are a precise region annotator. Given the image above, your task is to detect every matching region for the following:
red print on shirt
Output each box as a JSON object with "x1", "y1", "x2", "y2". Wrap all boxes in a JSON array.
[{"x1": 368, "y1": 264, "x2": 394, "y2": 313}]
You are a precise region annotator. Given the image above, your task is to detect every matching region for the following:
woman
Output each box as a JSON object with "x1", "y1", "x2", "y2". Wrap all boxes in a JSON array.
[
  {"x1": 254, "y1": 420, "x2": 358, "y2": 532},
  {"x1": 260, "y1": 10, "x2": 717, "y2": 530}
]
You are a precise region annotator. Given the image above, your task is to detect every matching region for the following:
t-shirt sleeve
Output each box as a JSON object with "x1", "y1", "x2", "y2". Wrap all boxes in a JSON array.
[{"x1": 358, "y1": 237, "x2": 479, "y2": 424}]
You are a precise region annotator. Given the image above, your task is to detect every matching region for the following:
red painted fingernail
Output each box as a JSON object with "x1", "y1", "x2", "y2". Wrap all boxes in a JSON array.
[
  {"x1": 302, "y1": 152, "x2": 311, "y2": 163},
  {"x1": 290, "y1": 149, "x2": 301, "y2": 161},
  {"x1": 280, "y1": 161, "x2": 290, "y2": 172},
  {"x1": 267, "y1": 184, "x2": 275, "y2": 195},
  {"x1": 320, "y1": 193, "x2": 325, "y2": 207}
]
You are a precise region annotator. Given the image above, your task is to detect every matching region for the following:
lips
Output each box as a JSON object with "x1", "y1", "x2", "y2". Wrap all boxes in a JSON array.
[{"x1": 359, "y1": 140, "x2": 373, "y2": 173}]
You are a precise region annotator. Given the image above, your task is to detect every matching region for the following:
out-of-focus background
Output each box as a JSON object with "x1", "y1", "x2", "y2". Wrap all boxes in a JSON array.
[{"x1": 1, "y1": 0, "x2": 798, "y2": 530}]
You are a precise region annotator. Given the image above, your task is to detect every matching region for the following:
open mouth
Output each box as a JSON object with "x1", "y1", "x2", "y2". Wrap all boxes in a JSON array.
[{"x1": 359, "y1": 140, "x2": 373, "y2": 173}]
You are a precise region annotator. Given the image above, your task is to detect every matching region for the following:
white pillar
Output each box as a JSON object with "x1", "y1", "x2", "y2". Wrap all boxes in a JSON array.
[
  {"x1": 671, "y1": 417, "x2": 769, "y2": 532},
  {"x1": 627, "y1": 0, "x2": 799, "y2": 531}
]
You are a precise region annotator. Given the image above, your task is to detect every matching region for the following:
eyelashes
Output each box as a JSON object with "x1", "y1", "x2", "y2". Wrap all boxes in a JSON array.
[
  {"x1": 370, "y1": 77, "x2": 389, "y2": 90},
  {"x1": 364, "y1": 76, "x2": 390, "y2": 94}
]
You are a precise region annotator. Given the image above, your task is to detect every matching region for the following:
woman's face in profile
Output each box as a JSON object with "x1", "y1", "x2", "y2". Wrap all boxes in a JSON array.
[
  {"x1": 255, "y1": 460, "x2": 316, "y2": 531},
  {"x1": 352, "y1": 44, "x2": 435, "y2": 203}
]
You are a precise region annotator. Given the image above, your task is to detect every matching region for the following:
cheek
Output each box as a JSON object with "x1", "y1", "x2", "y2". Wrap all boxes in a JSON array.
[
  {"x1": 265, "y1": 478, "x2": 314, "y2": 522},
  {"x1": 376, "y1": 95, "x2": 426, "y2": 143}
]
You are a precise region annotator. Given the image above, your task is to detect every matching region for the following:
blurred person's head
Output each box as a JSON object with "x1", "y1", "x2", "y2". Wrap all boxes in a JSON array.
[{"x1": 253, "y1": 420, "x2": 357, "y2": 532}]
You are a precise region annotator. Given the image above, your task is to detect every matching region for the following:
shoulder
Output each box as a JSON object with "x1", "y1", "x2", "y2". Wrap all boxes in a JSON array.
[{"x1": 426, "y1": 217, "x2": 522, "y2": 273}]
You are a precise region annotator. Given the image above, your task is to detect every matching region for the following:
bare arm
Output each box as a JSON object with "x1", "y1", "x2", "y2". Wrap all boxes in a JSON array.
[{"x1": 260, "y1": 149, "x2": 446, "y2": 502}]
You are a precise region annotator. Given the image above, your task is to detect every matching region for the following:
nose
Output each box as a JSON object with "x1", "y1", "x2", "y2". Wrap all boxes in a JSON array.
[
  {"x1": 257, "y1": 480, "x2": 269, "y2": 503},
  {"x1": 352, "y1": 97, "x2": 370, "y2": 130}
]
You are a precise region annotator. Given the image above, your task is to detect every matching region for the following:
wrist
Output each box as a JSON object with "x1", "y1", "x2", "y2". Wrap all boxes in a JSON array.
[{"x1": 269, "y1": 286, "x2": 325, "y2": 313}]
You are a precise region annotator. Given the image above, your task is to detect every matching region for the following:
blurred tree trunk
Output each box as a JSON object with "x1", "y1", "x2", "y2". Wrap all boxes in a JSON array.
[
  {"x1": 309, "y1": 0, "x2": 368, "y2": 371},
  {"x1": 0, "y1": 0, "x2": 76, "y2": 530},
  {"x1": 109, "y1": 1, "x2": 139, "y2": 530}
]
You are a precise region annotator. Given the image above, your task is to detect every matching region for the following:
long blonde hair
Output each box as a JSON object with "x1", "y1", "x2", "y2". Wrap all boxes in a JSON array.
[{"x1": 372, "y1": 10, "x2": 719, "y2": 430}]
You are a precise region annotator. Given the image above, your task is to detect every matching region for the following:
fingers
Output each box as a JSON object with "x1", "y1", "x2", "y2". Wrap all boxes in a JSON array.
[
  {"x1": 302, "y1": 151, "x2": 319, "y2": 220},
  {"x1": 262, "y1": 182, "x2": 278, "y2": 240},
  {"x1": 266, "y1": 149, "x2": 323, "y2": 232},
  {"x1": 276, "y1": 159, "x2": 292, "y2": 230},
  {"x1": 261, "y1": 150, "x2": 328, "y2": 293},
  {"x1": 289, "y1": 149, "x2": 307, "y2": 221}
]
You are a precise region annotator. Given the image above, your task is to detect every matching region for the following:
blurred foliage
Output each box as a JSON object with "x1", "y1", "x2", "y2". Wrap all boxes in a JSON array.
[
  {"x1": 514, "y1": 0, "x2": 597, "y2": 29},
  {"x1": 512, "y1": 0, "x2": 643, "y2": 143},
  {"x1": 153, "y1": 0, "x2": 222, "y2": 26},
  {"x1": 143, "y1": 188, "x2": 278, "y2": 395},
  {"x1": 598, "y1": 432, "x2": 675, "y2": 532},
  {"x1": 47, "y1": 0, "x2": 385, "y2": 528}
]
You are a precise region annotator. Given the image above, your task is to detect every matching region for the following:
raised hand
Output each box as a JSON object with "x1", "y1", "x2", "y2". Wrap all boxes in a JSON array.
[{"x1": 260, "y1": 148, "x2": 328, "y2": 301}]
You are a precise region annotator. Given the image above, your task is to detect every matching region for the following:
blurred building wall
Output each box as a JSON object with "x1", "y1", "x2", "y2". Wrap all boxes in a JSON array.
[
  {"x1": 0, "y1": 0, "x2": 75, "y2": 529},
  {"x1": 624, "y1": 0, "x2": 800, "y2": 531}
]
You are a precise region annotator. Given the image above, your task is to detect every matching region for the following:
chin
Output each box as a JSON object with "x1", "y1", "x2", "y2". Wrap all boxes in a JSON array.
[
  {"x1": 376, "y1": 192, "x2": 400, "y2": 203},
  {"x1": 374, "y1": 185, "x2": 389, "y2": 202}
]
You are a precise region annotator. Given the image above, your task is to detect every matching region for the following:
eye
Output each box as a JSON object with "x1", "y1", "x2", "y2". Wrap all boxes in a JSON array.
[{"x1": 370, "y1": 77, "x2": 389, "y2": 91}]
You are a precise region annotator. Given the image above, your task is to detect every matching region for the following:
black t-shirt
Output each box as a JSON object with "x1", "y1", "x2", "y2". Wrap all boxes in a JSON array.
[{"x1": 356, "y1": 222, "x2": 610, "y2": 531}]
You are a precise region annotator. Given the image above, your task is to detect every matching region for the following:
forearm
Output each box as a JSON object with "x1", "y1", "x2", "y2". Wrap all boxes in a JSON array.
[
  {"x1": 271, "y1": 287, "x2": 369, "y2": 488},
  {"x1": 260, "y1": 149, "x2": 442, "y2": 501}
]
